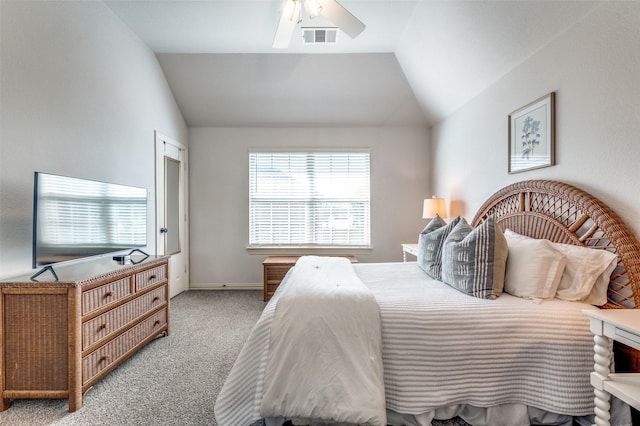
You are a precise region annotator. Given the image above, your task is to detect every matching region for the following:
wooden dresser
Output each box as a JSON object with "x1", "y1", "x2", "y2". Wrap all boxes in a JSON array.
[
  {"x1": 262, "y1": 256, "x2": 358, "y2": 302},
  {"x1": 0, "y1": 255, "x2": 169, "y2": 412}
]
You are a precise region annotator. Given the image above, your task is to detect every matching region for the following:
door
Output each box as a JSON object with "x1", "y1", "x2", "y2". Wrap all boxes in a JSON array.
[{"x1": 155, "y1": 131, "x2": 189, "y2": 298}]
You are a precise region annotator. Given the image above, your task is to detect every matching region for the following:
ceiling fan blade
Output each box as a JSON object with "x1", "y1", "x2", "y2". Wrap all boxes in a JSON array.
[
  {"x1": 319, "y1": 0, "x2": 365, "y2": 39},
  {"x1": 273, "y1": 0, "x2": 302, "y2": 48}
]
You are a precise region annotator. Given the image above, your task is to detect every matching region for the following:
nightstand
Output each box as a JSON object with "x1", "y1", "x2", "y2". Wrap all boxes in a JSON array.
[
  {"x1": 401, "y1": 243, "x2": 418, "y2": 262},
  {"x1": 583, "y1": 309, "x2": 640, "y2": 425}
]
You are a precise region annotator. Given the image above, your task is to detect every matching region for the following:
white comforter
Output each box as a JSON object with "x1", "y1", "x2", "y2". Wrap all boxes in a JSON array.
[
  {"x1": 259, "y1": 256, "x2": 386, "y2": 425},
  {"x1": 215, "y1": 261, "x2": 601, "y2": 426}
]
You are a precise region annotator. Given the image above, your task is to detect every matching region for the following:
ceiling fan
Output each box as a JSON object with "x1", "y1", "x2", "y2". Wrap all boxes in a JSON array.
[{"x1": 273, "y1": 0, "x2": 366, "y2": 48}]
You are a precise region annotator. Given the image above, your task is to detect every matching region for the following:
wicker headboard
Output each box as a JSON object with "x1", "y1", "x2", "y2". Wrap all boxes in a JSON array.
[{"x1": 471, "y1": 180, "x2": 640, "y2": 309}]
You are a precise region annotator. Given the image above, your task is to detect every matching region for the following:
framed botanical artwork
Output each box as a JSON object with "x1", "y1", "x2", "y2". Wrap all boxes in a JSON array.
[{"x1": 508, "y1": 92, "x2": 555, "y2": 174}]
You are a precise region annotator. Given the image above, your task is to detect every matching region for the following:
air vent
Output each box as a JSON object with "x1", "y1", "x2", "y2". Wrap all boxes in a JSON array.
[{"x1": 302, "y1": 27, "x2": 338, "y2": 44}]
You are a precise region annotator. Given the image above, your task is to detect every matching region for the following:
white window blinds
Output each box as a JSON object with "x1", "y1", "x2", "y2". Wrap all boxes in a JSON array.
[{"x1": 249, "y1": 151, "x2": 370, "y2": 247}]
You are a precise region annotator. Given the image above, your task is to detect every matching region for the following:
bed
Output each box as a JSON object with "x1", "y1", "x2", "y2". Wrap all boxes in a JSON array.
[{"x1": 214, "y1": 180, "x2": 640, "y2": 426}]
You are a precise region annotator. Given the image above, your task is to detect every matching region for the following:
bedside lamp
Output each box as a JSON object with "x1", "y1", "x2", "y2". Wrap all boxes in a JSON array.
[{"x1": 422, "y1": 197, "x2": 447, "y2": 219}]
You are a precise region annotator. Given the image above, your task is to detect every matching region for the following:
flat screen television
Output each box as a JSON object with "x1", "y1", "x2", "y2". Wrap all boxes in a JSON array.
[{"x1": 32, "y1": 172, "x2": 148, "y2": 269}]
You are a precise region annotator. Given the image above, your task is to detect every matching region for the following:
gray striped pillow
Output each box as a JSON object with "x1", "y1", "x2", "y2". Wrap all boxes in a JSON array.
[
  {"x1": 418, "y1": 215, "x2": 461, "y2": 280},
  {"x1": 441, "y1": 215, "x2": 508, "y2": 299}
]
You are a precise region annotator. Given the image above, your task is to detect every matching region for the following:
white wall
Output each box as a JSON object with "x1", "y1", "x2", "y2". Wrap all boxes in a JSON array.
[
  {"x1": 430, "y1": 2, "x2": 640, "y2": 236},
  {"x1": 189, "y1": 127, "x2": 430, "y2": 287},
  {"x1": 0, "y1": 1, "x2": 187, "y2": 278}
]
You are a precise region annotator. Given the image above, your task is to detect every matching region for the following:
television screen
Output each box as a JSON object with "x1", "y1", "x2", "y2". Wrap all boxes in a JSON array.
[{"x1": 33, "y1": 172, "x2": 148, "y2": 267}]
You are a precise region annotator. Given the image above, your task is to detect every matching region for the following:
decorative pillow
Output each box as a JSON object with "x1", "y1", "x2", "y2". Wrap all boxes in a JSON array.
[
  {"x1": 417, "y1": 214, "x2": 445, "y2": 271},
  {"x1": 551, "y1": 242, "x2": 617, "y2": 305},
  {"x1": 503, "y1": 231, "x2": 567, "y2": 302},
  {"x1": 504, "y1": 230, "x2": 618, "y2": 306},
  {"x1": 417, "y1": 214, "x2": 445, "y2": 259},
  {"x1": 441, "y1": 216, "x2": 508, "y2": 299},
  {"x1": 417, "y1": 215, "x2": 461, "y2": 280}
]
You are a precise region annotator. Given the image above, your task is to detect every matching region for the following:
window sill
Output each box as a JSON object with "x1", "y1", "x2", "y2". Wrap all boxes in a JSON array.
[{"x1": 246, "y1": 246, "x2": 372, "y2": 256}]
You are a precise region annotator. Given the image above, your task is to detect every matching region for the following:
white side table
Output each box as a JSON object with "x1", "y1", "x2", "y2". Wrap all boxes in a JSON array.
[
  {"x1": 401, "y1": 243, "x2": 418, "y2": 262},
  {"x1": 583, "y1": 309, "x2": 640, "y2": 426}
]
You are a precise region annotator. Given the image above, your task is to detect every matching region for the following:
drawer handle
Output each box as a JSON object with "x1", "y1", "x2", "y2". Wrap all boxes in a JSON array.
[
  {"x1": 148, "y1": 274, "x2": 157, "y2": 281},
  {"x1": 153, "y1": 320, "x2": 161, "y2": 327},
  {"x1": 152, "y1": 296, "x2": 160, "y2": 303},
  {"x1": 102, "y1": 291, "x2": 113, "y2": 299},
  {"x1": 97, "y1": 324, "x2": 107, "y2": 332},
  {"x1": 98, "y1": 356, "x2": 109, "y2": 364}
]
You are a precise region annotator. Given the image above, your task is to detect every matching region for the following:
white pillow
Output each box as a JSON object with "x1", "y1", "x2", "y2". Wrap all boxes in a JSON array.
[
  {"x1": 548, "y1": 241, "x2": 618, "y2": 305},
  {"x1": 504, "y1": 229, "x2": 618, "y2": 306},
  {"x1": 504, "y1": 231, "x2": 567, "y2": 302}
]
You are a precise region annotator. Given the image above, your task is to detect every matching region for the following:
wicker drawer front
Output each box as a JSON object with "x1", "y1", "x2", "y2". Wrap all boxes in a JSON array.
[
  {"x1": 82, "y1": 309, "x2": 167, "y2": 385},
  {"x1": 82, "y1": 277, "x2": 131, "y2": 315},
  {"x1": 264, "y1": 265, "x2": 294, "y2": 300},
  {"x1": 135, "y1": 265, "x2": 166, "y2": 291},
  {"x1": 266, "y1": 265, "x2": 293, "y2": 282},
  {"x1": 82, "y1": 286, "x2": 167, "y2": 350}
]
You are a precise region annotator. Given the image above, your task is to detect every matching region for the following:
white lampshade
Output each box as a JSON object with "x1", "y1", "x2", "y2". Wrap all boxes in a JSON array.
[{"x1": 422, "y1": 197, "x2": 447, "y2": 219}]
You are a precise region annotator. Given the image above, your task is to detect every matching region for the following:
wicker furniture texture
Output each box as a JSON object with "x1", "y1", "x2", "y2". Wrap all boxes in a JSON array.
[
  {"x1": 0, "y1": 256, "x2": 169, "y2": 412},
  {"x1": 472, "y1": 179, "x2": 640, "y2": 309}
]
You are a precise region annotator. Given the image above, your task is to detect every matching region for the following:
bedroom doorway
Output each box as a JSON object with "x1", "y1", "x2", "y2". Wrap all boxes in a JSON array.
[{"x1": 155, "y1": 131, "x2": 189, "y2": 298}]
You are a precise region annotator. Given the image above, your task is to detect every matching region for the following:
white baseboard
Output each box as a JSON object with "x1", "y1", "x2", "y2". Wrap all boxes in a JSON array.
[{"x1": 189, "y1": 283, "x2": 262, "y2": 291}]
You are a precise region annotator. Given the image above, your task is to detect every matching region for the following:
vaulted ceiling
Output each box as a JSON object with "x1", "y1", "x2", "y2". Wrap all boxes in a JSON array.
[{"x1": 104, "y1": 0, "x2": 602, "y2": 127}]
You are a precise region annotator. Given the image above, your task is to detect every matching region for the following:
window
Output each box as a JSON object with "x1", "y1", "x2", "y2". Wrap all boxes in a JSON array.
[{"x1": 249, "y1": 151, "x2": 370, "y2": 248}]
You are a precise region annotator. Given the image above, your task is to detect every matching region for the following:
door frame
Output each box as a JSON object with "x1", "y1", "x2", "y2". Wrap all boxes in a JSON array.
[{"x1": 154, "y1": 131, "x2": 189, "y2": 297}]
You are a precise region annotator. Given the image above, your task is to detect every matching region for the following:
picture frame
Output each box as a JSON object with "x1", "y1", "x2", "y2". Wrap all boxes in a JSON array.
[{"x1": 508, "y1": 92, "x2": 555, "y2": 174}]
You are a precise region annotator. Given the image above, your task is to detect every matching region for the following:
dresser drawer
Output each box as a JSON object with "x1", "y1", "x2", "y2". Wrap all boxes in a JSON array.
[
  {"x1": 82, "y1": 277, "x2": 131, "y2": 315},
  {"x1": 266, "y1": 265, "x2": 293, "y2": 282},
  {"x1": 264, "y1": 264, "x2": 295, "y2": 302},
  {"x1": 82, "y1": 286, "x2": 167, "y2": 350},
  {"x1": 82, "y1": 309, "x2": 167, "y2": 386},
  {"x1": 135, "y1": 265, "x2": 167, "y2": 291}
]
